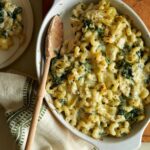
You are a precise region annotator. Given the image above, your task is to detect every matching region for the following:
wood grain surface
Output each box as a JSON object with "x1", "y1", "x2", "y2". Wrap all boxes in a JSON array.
[
  {"x1": 43, "y1": 0, "x2": 53, "y2": 17},
  {"x1": 43, "y1": 0, "x2": 150, "y2": 142},
  {"x1": 124, "y1": 0, "x2": 150, "y2": 31}
]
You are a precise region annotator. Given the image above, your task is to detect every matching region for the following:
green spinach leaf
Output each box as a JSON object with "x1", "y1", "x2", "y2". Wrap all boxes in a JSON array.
[
  {"x1": 12, "y1": 7, "x2": 22, "y2": 19},
  {"x1": 122, "y1": 44, "x2": 131, "y2": 55},
  {"x1": 50, "y1": 56, "x2": 73, "y2": 85},
  {"x1": 117, "y1": 60, "x2": 133, "y2": 79}
]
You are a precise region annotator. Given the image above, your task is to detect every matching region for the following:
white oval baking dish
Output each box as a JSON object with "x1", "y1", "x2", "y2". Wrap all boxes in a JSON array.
[{"x1": 36, "y1": 0, "x2": 150, "y2": 150}]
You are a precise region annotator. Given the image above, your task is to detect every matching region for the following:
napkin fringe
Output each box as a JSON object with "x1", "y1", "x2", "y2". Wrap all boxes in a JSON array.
[{"x1": 5, "y1": 78, "x2": 46, "y2": 148}]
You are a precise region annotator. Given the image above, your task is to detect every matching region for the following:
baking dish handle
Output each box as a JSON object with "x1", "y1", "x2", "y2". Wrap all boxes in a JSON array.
[{"x1": 92, "y1": 130, "x2": 143, "y2": 150}]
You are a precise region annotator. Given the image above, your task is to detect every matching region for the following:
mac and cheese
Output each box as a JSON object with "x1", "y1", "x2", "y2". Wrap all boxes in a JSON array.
[{"x1": 46, "y1": 0, "x2": 150, "y2": 139}]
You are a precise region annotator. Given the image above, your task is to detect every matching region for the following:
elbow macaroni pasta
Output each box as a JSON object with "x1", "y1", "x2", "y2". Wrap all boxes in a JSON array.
[
  {"x1": 0, "y1": 0, "x2": 23, "y2": 50},
  {"x1": 46, "y1": 0, "x2": 150, "y2": 139}
]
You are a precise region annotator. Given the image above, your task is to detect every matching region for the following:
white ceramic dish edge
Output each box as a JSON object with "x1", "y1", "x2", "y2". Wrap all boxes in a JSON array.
[{"x1": 36, "y1": 0, "x2": 150, "y2": 150}]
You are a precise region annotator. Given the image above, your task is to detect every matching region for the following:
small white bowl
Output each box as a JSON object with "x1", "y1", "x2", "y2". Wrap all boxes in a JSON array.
[{"x1": 36, "y1": 0, "x2": 150, "y2": 150}]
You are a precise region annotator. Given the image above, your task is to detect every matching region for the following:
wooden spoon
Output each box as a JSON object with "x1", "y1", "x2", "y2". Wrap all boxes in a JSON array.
[{"x1": 25, "y1": 15, "x2": 63, "y2": 150}]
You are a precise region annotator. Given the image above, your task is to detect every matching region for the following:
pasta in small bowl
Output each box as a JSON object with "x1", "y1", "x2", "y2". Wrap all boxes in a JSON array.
[{"x1": 36, "y1": 0, "x2": 150, "y2": 150}]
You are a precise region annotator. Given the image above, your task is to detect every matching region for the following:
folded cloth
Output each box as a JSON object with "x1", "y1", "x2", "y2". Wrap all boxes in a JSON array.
[{"x1": 0, "y1": 73, "x2": 95, "y2": 150}]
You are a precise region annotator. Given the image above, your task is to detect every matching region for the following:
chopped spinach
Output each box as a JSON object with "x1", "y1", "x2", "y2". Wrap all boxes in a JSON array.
[
  {"x1": 122, "y1": 44, "x2": 131, "y2": 55},
  {"x1": 81, "y1": 61, "x2": 92, "y2": 72},
  {"x1": 83, "y1": 19, "x2": 92, "y2": 28},
  {"x1": 50, "y1": 56, "x2": 73, "y2": 85},
  {"x1": 117, "y1": 60, "x2": 133, "y2": 79},
  {"x1": 50, "y1": 57, "x2": 62, "y2": 85},
  {"x1": 99, "y1": 131, "x2": 107, "y2": 137},
  {"x1": 122, "y1": 63, "x2": 133, "y2": 79},
  {"x1": 61, "y1": 66, "x2": 73, "y2": 79},
  {"x1": 117, "y1": 107, "x2": 126, "y2": 116},
  {"x1": 12, "y1": 7, "x2": 22, "y2": 19},
  {"x1": 59, "y1": 99, "x2": 67, "y2": 105},
  {"x1": 136, "y1": 50, "x2": 144, "y2": 59},
  {"x1": 80, "y1": 3, "x2": 86, "y2": 10},
  {"x1": 118, "y1": 106, "x2": 143, "y2": 124},
  {"x1": 83, "y1": 19, "x2": 95, "y2": 31},
  {"x1": 125, "y1": 108, "x2": 143, "y2": 123},
  {"x1": 96, "y1": 27, "x2": 104, "y2": 37},
  {"x1": 116, "y1": 60, "x2": 123, "y2": 68},
  {"x1": 0, "y1": 10, "x2": 3, "y2": 17},
  {"x1": 0, "y1": 2, "x2": 4, "y2": 10},
  {"x1": 119, "y1": 94, "x2": 129, "y2": 105},
  {"x1": 145, "y1": 75, "x2": 150, "y2": 85},
  {"x1": 0, "y1": 30, "x2": 8, "y2": 38},
  {"x1": 7, "y1": 7, "x2": 22, "y2": 19},
  {"x1": 99, "y1": 43, "x2": 106, "y2": 56},
  {"x1": 144, "y1": 56, "x2": 150, "y2": 65},
  {"x1": 117, "y1": 95, "x2": 127, "y2": 115},
  {"x1": 133, "y1": 39, "x2": 141, "y2": 47},
  {"x1": 0, "y1": 10, "x2": 4, "y2": 23},
  {"x1": 105, "y1": 57, "x2": 110, "y2": 64},
  {"x1": 7, "y1": 11, "x2": 13, "y2": 18},
  {"x1": 83, "y1": 20, "x2": 104, "y2": 37},
  {"x1": 78, "y1": 76, "x2": 84, "y2": 81},
  {"x1": 0, "y1": 17, "x2": 3, "y2": 23},
  {"x1": 117, "y1": 94, "x2": 131, "y2": 116}
]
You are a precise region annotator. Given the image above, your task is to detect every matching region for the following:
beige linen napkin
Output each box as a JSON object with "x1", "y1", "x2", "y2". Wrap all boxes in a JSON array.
[{"x1": 0, "y1": 72, "x2": 95, "y2": 150}]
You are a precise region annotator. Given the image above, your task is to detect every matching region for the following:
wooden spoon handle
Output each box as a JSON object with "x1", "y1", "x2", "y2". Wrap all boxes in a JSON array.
[{"x1": 25, "y1": 57, "x2": 51, "y2": 150}]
